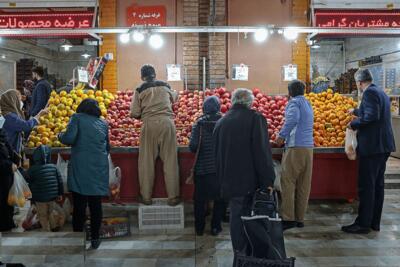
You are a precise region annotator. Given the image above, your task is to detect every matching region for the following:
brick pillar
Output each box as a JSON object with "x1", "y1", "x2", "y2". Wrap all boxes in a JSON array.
[
  {"x1": 99, "y1": 0, "x2": 118, "y2": 93},
  {"x1": 208, "y1": 0, "x2": 226, "y2": 88},
  {"x1": 183, "y1": 0, "x2": 200, "y2": 89},
  {"x1": 292, "y1": 0, "x2": 310, "y2": 85},
  {"x1": 182, "y1": 0, "x2": 227, "y2": 90}
]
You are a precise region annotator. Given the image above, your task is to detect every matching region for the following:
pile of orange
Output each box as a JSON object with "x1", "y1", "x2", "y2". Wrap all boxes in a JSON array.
[
  {"x1": 27, "y1": 87, "x2": 114, "y2": 148},
  {"x1": 306, "y1": 89, "x2": 357, "y2": 147}
]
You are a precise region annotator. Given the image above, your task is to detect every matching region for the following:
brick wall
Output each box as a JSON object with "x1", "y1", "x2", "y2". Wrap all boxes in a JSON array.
[{"x1": 99, "y1": 0, "x2": 118, "y2": 93}]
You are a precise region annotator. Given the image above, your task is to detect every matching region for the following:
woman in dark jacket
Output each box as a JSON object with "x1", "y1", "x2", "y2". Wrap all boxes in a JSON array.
[
  {"x1": 58, "y1": 99, "x2": 109, "y2": 249},
  {"x1": 0, "y1": 117, "x2": 18, "y2": 232},
  {"x1": 189, "y1": 96, "x2": 225, "y2": 236}
]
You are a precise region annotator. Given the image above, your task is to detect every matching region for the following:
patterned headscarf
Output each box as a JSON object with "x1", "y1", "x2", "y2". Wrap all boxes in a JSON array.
[{"x1": 0, "y1": 89, "x2": 24, "y2": 118}]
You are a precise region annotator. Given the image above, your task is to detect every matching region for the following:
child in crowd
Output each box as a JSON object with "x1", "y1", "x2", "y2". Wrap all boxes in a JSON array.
[{"x1": 27, "y1": 145, "x2": 64, "y2": 231}]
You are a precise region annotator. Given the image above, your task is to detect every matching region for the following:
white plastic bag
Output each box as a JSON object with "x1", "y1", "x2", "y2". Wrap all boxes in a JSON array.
[
  {"x1": 273, "y1": 160, "x2": 282, "y2": 192},
  {"x1": 345, "y1": 128, "x2": 358, "y2": 160},
  {"x1": 108, "y1": 155, "x2": 121, "y2": 200},
  {"x1": 62, "y1": 198, "x2": 73, "y2": 223},
  {"x1": 8, "y1": 170, "x2": 32, "y2": 207},
  {"x1": 22, "y1": 204, "x2": 40, "y2": 231},
  {"x1": 57, "y1": 154, "x2": 69, "y2": 192}
]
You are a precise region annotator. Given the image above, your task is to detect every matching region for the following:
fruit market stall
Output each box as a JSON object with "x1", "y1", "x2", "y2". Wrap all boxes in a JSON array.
[{"x1": 24, "y1": 86, "x2": 359, "y2": 203}]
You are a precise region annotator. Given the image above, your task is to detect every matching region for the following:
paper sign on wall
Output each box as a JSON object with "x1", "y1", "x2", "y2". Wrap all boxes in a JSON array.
[
  {"x1": 166, "y1": 64, "x2": 182, "y2": 81},
  {"x1": 126, "y1": 5, "x2": 166, "y2": 27},
  {"x1": 78, "y1": 69, "x2": 88, "y2": 83},
  {"x1": 232, "y1": 64, "x2": 249, "y2": 81},
  {"x1": 283, "y1": 64, "x2": 297, "y2": 81}
]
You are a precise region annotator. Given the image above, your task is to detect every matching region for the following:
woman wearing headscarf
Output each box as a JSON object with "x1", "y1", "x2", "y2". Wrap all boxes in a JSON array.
[
  {"x1": 189, "y1": 96, "x2": 225, "y2": 236},
  {"x1": 58, "y1": 98, "x2": 109, "y2": 249},
  {"x1": 0, "y1": 89, "x2": 47, "y2": 156},
  {"x1": 0, "y1": 115, "x2": 19, "y2": 231}
]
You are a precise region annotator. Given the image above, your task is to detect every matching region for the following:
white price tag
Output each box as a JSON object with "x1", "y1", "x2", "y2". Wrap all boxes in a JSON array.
[
  {"x1": 283, "y1": 64, "x2": 297, "y2": 81},
  {"x1": 232, "y1": 64, "x2": 249, "y2": 81},
  {"x1": 167, "y1": 64, "x2": 182, "y2": 81},
  {"x1": 78, "y1": 69, "x2": 89, "y2": 83}
]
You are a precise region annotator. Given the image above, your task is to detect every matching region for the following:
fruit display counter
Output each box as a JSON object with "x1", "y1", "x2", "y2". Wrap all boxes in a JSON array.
[{"x1": 25, "y1": 147, "x2": 358, "y2": 202}]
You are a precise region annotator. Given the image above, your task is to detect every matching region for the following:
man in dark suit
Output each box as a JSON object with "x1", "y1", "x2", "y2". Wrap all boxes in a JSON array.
[
  {"x1": 342, "y1": 69, "x2": 396, "y2": 234},
  {"x1": 214, "y1": 88, "x2": 275, "y2": 263}
]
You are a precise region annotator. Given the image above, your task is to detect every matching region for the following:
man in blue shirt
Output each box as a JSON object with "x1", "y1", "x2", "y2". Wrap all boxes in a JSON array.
[
  {"x1": 30, "y1": 66, "x2": 52, "y2": 117},
  {"x1": 277, "y1": 80, "x2": 314, "y2": 231},
  {"x1": 342, "y1": 69, "x2": 395, "y2": 234}
]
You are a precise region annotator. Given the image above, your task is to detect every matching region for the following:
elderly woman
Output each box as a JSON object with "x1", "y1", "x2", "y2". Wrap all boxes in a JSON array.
[
  {"x1": 0, "y1": 116, "x2": 19, "y2": 231},
  {"x1": 214, "y1": 88, "x2": 275, "y2": 260},
  {"x1": 0, "y1": 89, "x2": 46, "y2": 155},
  {"x1": 189, "y1": 96, "x2": 224, "y2": 236},
  {"x1": 58, "y1": 98, "x2": 109, "y2": 249}
]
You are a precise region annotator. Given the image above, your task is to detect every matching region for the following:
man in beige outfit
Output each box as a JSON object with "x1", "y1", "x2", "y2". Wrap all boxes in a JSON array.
[{"x1": 131, "y1": 65, "x2": 180, "y2": 206}]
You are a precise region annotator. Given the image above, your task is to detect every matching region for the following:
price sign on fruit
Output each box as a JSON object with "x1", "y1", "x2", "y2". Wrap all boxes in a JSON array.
[
  {"x1": 232, "y1": 64, "x2": 249, "y2": 81},
  {"x1": 166, "y1": 64, "x2": 182, "y2": 81},
  {"x1": 283, "y1": 64, "x2": 298, "y2": 81}
]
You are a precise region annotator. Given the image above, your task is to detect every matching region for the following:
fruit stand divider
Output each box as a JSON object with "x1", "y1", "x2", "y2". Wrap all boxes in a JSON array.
[{"x1": 24, "y1": 147, "x2": 358, "y2": 202}]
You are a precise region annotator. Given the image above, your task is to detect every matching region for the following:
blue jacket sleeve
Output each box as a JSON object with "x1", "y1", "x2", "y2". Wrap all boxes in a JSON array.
[
  {"x1": 8, "y1": 114, "x2": 38, "y2": 132},
  {"x1": 30, "y1": 85, "x2": 48, "y2": 117},
  {"x1": 351, "y1": 90, "x2": 380, "y2": 130},
  {"x1": 279, "y1": 100, "x2": 300, "y2": 139},
  {"x1": 58, "y1": 114, "x2": 79, "y2": 145},
  {"x1": 189, "y1": 120, "x2": 200, "y2": 153}
]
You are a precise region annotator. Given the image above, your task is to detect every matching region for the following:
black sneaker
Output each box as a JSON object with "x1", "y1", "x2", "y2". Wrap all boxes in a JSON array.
[
  {"x1": 91, "y1": 239, "x2": 102, "y2": 249},
  {"x1": 282, "y1": 221, "x2": 296, "y2": 231},
  {"x1": 341, "y1": 223, "x2": 370, "y2": 234},
  {"x1": 211, "y1": 228, "x2": 222, "y2": 236},
  {"x1": 296, "y1": 222, "x2": 304, "y2": 228},
  {"x1": 371, "y1": 225, "x2": 380, "y2": 232}
]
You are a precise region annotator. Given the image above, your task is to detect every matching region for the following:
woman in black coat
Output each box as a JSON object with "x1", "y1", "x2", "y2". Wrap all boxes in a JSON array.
[
  {"x1": 0, "y1": 118, "x2": 18, "y2": 232},
  {"x1": 189, "y1": 96, "x2": 225, "y2": 236}
]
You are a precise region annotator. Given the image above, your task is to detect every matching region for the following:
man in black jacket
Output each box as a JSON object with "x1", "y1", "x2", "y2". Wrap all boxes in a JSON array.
[
  {"x1": 30, "y1": 66, "x2": 52, "y2": 117},
  {"x1": 214, "y1": 88, "x2": 275, "y2": 259},
  {"x1": 342, "y1": 69, "x2": 396, "y2": 234}
]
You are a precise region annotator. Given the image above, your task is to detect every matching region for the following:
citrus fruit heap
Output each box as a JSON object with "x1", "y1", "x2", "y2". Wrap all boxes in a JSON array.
[
  {"x1": 305, "y1": 89, "x2": 357, "y2": 147},
  {"x1": 27, "y1": 87, "x2": 115, "y2": 148}
]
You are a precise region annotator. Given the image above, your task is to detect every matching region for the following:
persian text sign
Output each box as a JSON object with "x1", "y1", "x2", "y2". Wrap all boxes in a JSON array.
[
  {"x1": 0, "y1": 12, "x2": 93, "y2": 29},
  {"x1": 315, "y1": 10, "x2": 400, "y2": 28},
  {"x1": 126, "y1": 5, "x2": 166, "y2": 27}
]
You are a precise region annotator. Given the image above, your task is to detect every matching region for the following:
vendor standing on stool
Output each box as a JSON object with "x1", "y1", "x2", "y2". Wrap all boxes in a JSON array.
[
  {"x1": 277, "y1": 80, "x2": 314, "y2": 231},
  {"x1": 130, "y1": 64, "x2": 180, "y2": 206},
  {"x1": 342, "y1": 69, "x2": 395, "y2": 234}
]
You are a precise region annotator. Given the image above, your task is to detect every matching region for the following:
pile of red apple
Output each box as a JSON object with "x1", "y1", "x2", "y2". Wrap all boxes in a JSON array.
[
  {"x1": 251, "y1": 88, "x2": 288, "y2": 144},
  {"x1": 106, "y1": 88, "x2": 287, "y2": 147},
  {"x1": 107, "y1": 91, "x2": 141, "y2": 147}
]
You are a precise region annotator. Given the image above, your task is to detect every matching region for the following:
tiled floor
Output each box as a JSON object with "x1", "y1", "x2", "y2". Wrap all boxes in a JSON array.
[{"x1": 1, "y1": 159, "x2": 400, "y2": 267}]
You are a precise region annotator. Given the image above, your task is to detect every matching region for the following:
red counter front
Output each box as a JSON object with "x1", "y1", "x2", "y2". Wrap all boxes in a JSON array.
[
  {"x1": 108, "y1": 148, "x2": 357, "y2": 202},
  {"x1": 35, "y1": 147, "x2": 357, "y2": 203}
]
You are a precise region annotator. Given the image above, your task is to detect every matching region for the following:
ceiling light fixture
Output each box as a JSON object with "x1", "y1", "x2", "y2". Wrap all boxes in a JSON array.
[{"x1": 254, "y1": 28, "x2": 268, "y2": 42}]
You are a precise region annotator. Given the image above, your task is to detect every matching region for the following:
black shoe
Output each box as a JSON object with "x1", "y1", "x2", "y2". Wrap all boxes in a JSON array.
[
  {"x1": 282, "y1": 221, "x2": 296, "y2": 231},
  {"x1": 371, "y1": 225, "x2": 380, "y2": 232},
  {"x1": 222, "y1": 215, "x2": 230, "y2": 223},
  {"x1": 51, "y1": 227, "x2": 61, "y2": 232},
  {"x1": 196, "y1": 229, "x2": 204, "y2": 236},
  {"x1": 341, "y1": 223, "x2": 370, "y2": 234},
  {"x1": 91, "y1": 239, "x2": 102, "y2": 249},
  {"x1": 296, "y1": 222, "x2": 304, "y2": 228},
  {"x1": 211, "y1": 228, "x2": 222, "y2": 236}
]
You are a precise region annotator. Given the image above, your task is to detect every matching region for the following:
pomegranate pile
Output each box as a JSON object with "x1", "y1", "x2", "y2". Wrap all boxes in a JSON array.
[{"x1": 106, "y1": 88, "x2": 287, "y2": 147}]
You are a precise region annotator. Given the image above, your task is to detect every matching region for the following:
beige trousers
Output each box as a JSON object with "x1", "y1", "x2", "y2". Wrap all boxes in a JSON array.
[
  {"x1": 280, "y1": 148, "x2": 313, "y2": 222},
  {"x1": 139, "y1": 118, "x2": 180, "y2": 200},
  {"x1": 36, "y1": 202, "x2": 65, "y2": 231}
]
